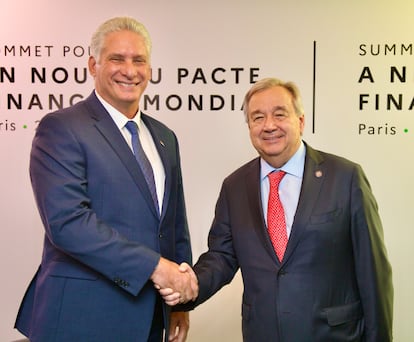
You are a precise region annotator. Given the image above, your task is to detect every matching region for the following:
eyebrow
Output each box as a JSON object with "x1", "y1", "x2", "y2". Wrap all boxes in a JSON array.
[
  {"x1": 250, "y1": 105, "x2": 288, "y2": 115},
  {"x1": 272, "y1": 105, "x2": 288, "y2": 112},
  {"x1": 107, "y1": 53, "x2": 147, "y2": 59},
  {"x1": 107, "y1": 53, "x2": 124, "y2": 59},
  {"x1": 250, "y1": 109, "x2": 263, "y2": 116}
]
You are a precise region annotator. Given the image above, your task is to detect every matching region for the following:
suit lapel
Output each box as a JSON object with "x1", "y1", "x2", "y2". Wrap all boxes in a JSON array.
[
  {"x1": 85, "y1": 93, "x2": 159, "y2": 219},
  {"x1": 282, "y1": 144, "x2": 325, "y2": 263}
]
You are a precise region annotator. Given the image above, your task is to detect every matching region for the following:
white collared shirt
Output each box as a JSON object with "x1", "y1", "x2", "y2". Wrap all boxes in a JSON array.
[
  {"x1": 260, "y1": 141, "x2": 306, "y2": 237},
  {"x1": 95, "y1": 91, "x2": 165, "y2": 213}
]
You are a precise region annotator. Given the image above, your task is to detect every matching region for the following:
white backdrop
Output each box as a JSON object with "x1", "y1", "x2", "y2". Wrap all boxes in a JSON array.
[{"x1": 1, "y1": 1, "x2": 413, "y2": 341}]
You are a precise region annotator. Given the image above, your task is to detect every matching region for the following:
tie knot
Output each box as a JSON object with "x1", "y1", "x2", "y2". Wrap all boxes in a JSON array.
[
  {"x1": 268, "y1": 170, "x2": 286, "y2": 187},
  {"x1": 125, "y1": 120, "x2": 139, "y2": 136}
]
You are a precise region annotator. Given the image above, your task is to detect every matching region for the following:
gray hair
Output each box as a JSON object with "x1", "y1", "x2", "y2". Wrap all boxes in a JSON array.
[
  {"x1": 243, "y1": 77, "x2": 305, "y2": 122},
  {"x1": 90, "y1": 17, "x2": 152, "y2": 61}
]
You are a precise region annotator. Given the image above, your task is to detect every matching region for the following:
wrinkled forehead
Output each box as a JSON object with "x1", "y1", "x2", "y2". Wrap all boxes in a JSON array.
[{"x1": 248, "y1": 86, "x2": 294, "y2": 111}]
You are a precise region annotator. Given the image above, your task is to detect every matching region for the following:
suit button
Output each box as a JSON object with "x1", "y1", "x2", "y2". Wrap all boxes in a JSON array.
[
  {"x1": 279, "y1": 270, "x2": 286, "y2": 277},
  {"x1": 159, "y1": 233, "x2": 163, "y2": 238}
]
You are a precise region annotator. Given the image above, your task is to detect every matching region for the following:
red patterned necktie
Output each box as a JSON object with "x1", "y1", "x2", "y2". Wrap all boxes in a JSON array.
[{"x1": 267, "y1": 171, "x2": 287, "y2": 261}]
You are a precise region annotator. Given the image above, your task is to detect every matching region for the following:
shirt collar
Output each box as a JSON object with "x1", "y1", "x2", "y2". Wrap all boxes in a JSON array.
[
  {"x1": 260, "y1": 140, "x2": 306, "y2": 181},
  {"x1": 94, "y1": 90, "x2": 142, "y2": 129}
]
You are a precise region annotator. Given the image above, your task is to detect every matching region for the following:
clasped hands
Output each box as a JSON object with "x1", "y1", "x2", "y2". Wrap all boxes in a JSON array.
[{"x1": 151, "y1": 257, "x2": 198, "y2": 306}]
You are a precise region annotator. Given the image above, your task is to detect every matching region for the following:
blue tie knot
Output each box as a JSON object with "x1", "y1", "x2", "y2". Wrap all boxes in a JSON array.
[{"x1": 125, "y1": 120, "x2": 139, "y2": 136}]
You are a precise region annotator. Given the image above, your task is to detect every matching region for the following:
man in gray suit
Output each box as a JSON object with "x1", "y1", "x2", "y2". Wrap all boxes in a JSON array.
[{"x1": 163, "y1": 77, "x2": 393, "y2": 341}]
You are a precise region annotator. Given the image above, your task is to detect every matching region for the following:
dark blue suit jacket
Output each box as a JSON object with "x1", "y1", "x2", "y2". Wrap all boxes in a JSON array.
[
  {"x1": 188, "y1": 143, "x2": 393, "y2": 342},
  {"x1": 15, "y1": 92, "x2": 192, "y2": 341}
]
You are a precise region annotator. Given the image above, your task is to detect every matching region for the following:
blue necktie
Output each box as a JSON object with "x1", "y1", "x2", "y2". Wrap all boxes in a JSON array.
[{"x1": 125, "y1": 121, "x2": 159, "y2": 212}]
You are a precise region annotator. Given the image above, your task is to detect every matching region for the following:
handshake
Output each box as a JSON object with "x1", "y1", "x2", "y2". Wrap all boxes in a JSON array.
[{"x1": 151, "y1": 257, "x2": 199, "y2": 306}]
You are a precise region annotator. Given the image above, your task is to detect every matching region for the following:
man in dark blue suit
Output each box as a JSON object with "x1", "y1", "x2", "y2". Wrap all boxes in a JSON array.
[
  {"x1": 15, "y1": 17, "x2": 197, "y2": 342},
  {"x1": 165, "y1": 78, "x2": 393, "y2": 341}
]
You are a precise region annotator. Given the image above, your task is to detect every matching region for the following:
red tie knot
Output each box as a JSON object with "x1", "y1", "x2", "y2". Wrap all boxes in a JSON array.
[{"x1": 268, "y1": 170, "x2": 286, "y2": 188}]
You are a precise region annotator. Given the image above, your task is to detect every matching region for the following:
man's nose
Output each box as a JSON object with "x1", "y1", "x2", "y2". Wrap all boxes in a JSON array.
[
  {"x1": 120, "y1": 60, "x2": 136, "y2": 77},
  {"x1": 263, "y1": 115, "x2": 278, "y2": 130}
]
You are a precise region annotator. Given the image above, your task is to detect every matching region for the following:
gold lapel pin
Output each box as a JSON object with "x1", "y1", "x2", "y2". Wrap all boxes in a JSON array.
[{"x1": 315, "y1": 170, "x2": 323, "y2": 178}]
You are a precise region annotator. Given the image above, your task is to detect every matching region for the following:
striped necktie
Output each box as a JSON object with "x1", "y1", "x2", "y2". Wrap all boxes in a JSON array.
[{"x1": 125, "y1": 121, "x2": 159, "y2": 212}]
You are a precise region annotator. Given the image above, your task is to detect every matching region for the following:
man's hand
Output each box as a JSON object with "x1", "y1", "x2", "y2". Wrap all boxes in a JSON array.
[
  {"x1": 168, "y1": 311, "x2": 189, "y2": 342},
  {"x1": 151, "y1": 258, "x2": 198, "y2": 304},
  {"x1": 157, "y1": 262, "x2": 198, "y2": 305}
]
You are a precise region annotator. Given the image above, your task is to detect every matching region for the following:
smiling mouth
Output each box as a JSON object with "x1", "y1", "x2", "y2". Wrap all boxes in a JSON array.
[
  {"x1": 264, "y1": 135, "x2": 283, "y2": 141},
  {"x1": 116, "y1": 81, "x2": 139, "y2": 87}
]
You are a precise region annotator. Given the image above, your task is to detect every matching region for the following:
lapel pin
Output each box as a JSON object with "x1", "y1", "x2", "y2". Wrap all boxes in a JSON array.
[
  {"x1": 160, "y1": 140, "x2": 165, "y2": 147},
  {"x1": 315, "y1": 170, "x2": 323, "y2": 178}
]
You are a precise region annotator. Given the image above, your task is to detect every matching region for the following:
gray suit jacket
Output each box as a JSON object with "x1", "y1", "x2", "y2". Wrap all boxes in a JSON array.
[{"x1": 189, "y1": 143, "x2": 393, "y2": 342}]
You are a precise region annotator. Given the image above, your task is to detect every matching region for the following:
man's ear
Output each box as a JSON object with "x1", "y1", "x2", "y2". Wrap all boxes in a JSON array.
[{"x1": 88, "y1": 56, "x2": 97, "y2": 77}]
